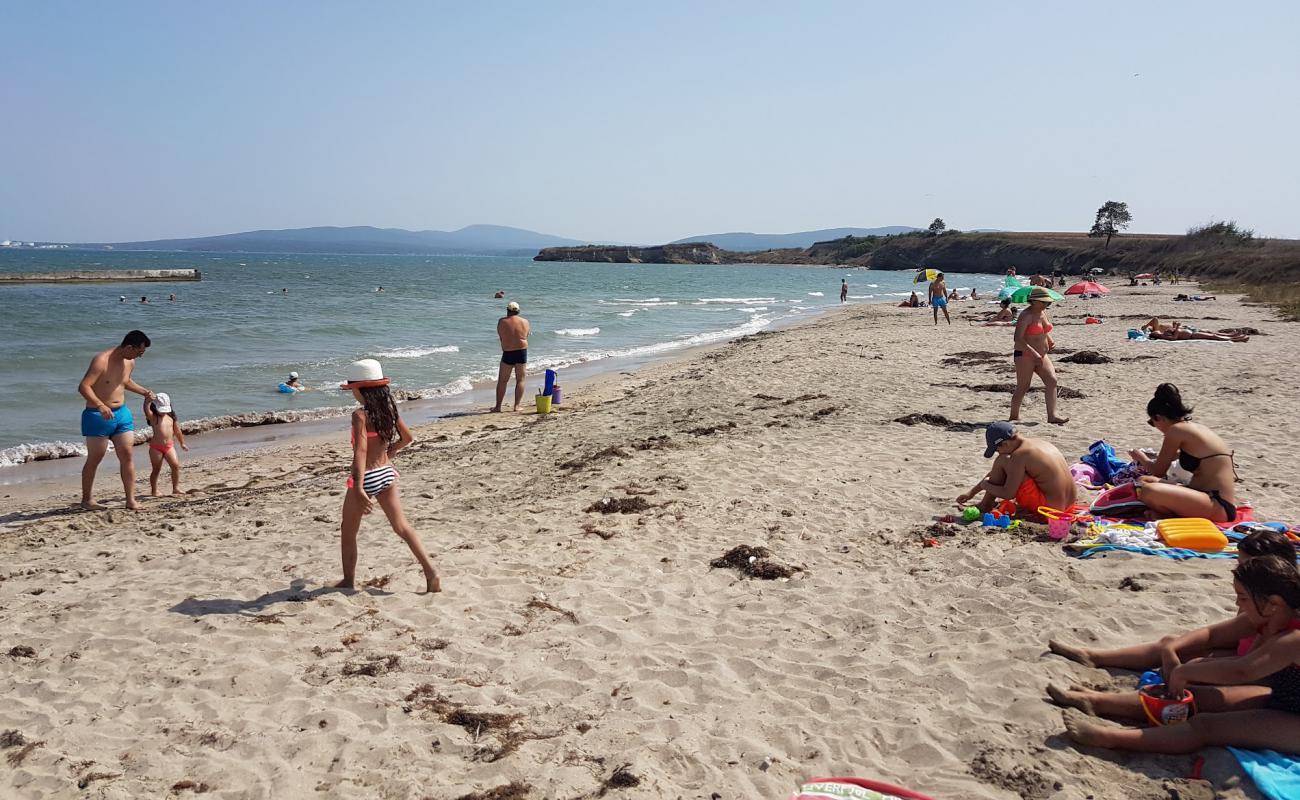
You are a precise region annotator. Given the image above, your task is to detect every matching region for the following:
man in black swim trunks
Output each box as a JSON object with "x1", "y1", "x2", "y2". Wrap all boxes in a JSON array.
[{"x1": 493, "y1": 301, "x2": 530, "y2": 412}]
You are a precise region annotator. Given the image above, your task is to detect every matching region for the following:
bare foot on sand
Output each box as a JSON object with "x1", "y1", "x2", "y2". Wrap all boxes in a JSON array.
[
  {"x1": 490, "y1": 406, "x2": 501, "y2": 413},
  {"x1": 1046, "y1": 683, "x2": 1096, "y2": 715},
  {"x1": 334, "y1": 579, "x2": 355, "y2": 590},
  {"x1": 1048, "y1": 416, "x2": 1070, "y2": 425},
  {"x1": 1063, "y1": 709, "x2": 1116, "y2": 747},
  {"x1": 80, "y1": 500, "x2": 107, "y2": 511},
  {"x1": 1048, "y1": 639, "x2": 1096, "y2": 667},
  {"x1": 424, "y1": 574, "x2": 442, "y2": 594},
  {"x1": 125, "y1": 500, "x2": 144, "y2": 511}
]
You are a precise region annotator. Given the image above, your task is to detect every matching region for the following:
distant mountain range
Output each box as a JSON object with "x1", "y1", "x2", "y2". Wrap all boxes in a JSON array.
[
  {"x1": 669, "y1": 226, "x2": 920, "y2": 252},
  {"x1": 81, "y1": 225, "x2": 591, "y2": 255}
]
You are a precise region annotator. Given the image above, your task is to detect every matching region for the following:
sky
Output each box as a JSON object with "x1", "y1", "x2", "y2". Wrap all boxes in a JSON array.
[{"x1": 2, "y1": 1, "x2": 1298, "y2": 244}]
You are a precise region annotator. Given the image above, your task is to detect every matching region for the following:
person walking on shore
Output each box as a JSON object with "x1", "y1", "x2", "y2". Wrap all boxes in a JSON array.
[
  {"x1": 337, "y1": 359, "x2": 441, "y2": 594},
  {"x1": 929, "y1": 272, "x2": 951, "y2": 325},
  {"x1": 78, "y1": 330, "x2": 155, "y2": 510},
  {"x1": 1010, "y1": 287, "x2": 1068, "y2": 424},
  {"x1": 493, "y1": 301, "x2": 530, "y2": 412},
  {"x1": 840, "y1": 279, "x2": 848, "y2": 303}
]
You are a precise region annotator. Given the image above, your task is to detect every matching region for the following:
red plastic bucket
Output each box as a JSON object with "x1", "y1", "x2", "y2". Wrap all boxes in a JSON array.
[{"x1": 1138, "y1": 684, "x2": 1196, "y2": 726}]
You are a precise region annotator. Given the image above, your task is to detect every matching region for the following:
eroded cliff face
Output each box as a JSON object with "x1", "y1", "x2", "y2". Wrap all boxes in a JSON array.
[{"x1": 534, "y1": 243, "x2": 725, "y2": 264}]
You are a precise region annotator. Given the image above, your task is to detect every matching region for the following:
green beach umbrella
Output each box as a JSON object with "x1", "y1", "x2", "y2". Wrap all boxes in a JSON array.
[
  {"x1": 1003, "y1": 274, "x2": 1025, "y2": 288},
  {"x1": 1009, "y1": 286, "x2": 1066, "y2": 304}
]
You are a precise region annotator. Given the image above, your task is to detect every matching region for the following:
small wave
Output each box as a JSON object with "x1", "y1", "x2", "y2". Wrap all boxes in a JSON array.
[
  {"x1": 376, "y1": 345, "x2": 460, "y2": 359},
  {"x1": 847, "y1": 295, "x2": 874, "y2": 299},
  {"x1": 697, "y1": 297, "x2": 775, "y2": 305},
  {"x1": 616, "y1": 309, "x2": 637, "y2": 317},
  {"x1": 555, "y1": 328, "x2": 600, "y2": 337},
  {"x1": 738, "y1": 306, "x2": 770, "y2": 313},
  {"x1": 867, "y1": 283, "x2": 879, "y2": 288},
  {"x1": 0, "y1": 440, "x2": 87, "y2": 467},
  {"x1": 609, "y1": 297, "x2": 661, "y2": 303},
  {"x1": 807, "y1": 291, "x2": 825, "y2": 297}
]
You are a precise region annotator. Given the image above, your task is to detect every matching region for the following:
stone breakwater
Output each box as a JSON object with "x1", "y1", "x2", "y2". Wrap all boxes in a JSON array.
[{"x1": 0, "y1": 268, "x2": 202, "y2": 283}]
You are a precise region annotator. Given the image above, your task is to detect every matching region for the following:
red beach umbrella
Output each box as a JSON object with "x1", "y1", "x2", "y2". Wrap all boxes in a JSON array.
[
  {"x1": 1065, "y1": 280, "x2": 1110, "y2": 295},
  {"x1": 1134, "y1": 273, "x2": 1155, "y2": 280}
]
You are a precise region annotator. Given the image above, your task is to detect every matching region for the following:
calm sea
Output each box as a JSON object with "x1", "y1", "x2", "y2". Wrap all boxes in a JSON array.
[{"x1": 0, "y1": 249, "x2": 1006, "y2": 466}]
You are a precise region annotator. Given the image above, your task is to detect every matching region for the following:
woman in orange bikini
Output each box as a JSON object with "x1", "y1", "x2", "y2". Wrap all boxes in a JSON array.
[
  {"x1": 337, "y1": 359, "x2": 440, "y2": 594},
  {"x1": 1009, "y1": 286, "x2": 1068, "y2": 424},
  {"x1": 143, "y1": 392, "x2": 188, "y2": 496}
]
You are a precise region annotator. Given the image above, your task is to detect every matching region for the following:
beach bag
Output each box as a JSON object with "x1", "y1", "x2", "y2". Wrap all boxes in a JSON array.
[
  {"x1": 792, "y1": 778, "x2": 935, "y2": 800},
  {"x1": 1081, "y1": 440, "x2": 1128, "y2": 484},
  {"x1": 1090, "y1": 481, "x2": 1147, "y2": 518}
]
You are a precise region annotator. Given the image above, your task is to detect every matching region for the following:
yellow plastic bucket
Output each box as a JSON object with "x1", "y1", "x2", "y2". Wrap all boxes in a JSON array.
[{"x1": 535, "y1": 394, "x2": 552, "y2": 414}]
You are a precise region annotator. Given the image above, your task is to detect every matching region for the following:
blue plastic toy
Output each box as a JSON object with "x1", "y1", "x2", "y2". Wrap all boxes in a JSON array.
[
  {"x1": 1139, "y1": 670, "x2": 1163, "y2": 688},
  {"x1": 982, "y1": 512, "x2": 997, "y2": 527}
]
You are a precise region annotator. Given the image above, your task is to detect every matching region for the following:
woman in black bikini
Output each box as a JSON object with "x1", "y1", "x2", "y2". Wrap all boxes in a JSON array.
[
  {"x1": 1056, "y1": 556, "x2": 1300, "y2": 754},
  {"x1": 1129, "y1": 383, "x2": 1239, "y2": 523}
]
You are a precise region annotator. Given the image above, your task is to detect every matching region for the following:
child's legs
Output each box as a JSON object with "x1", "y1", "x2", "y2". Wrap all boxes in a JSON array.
[
  {"x1": 1090, "y1": 710, "x2": 1300, "y2": 754},
  {"x1": 164, "y1": 448, "x2": 182, "y2": 490},
  {"x1": 375, "y1": 485, "x2": 438, "y2": 581},
  {"x1": 339, "y1": 490, "x2": 365, "y2": 585},
  {"x1": 148, "y1": 448, "x2": 163, "y2": 493}
]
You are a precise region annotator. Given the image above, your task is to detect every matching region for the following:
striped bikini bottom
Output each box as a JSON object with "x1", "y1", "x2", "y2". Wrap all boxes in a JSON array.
[{"x1": 347, "y1": 465, "x2": 398, "y2": 496}]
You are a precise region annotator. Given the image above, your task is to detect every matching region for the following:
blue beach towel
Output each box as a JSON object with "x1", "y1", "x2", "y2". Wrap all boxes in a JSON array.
[
  {"x1": 1228, "y1": 749, "x2": 1300, "y2": 800},
  {"x1": 1073, "y1": 544, "x2": 1239, "y2": 561}
]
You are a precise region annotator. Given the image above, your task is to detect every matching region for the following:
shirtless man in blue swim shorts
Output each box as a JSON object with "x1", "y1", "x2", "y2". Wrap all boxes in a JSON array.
[
  {"x1": 929, "y1": 272, "x2": 951, "y2": 325},
  {"x1": 493, "y1": 302, "x2": 530, "y2": 413},
  {"x1": 78, "y1": 330, "x2": 156, "y2": 510}
]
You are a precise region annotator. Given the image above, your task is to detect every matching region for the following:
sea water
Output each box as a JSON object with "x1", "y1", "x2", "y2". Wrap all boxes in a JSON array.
[{"x1": 0, "y1": 250, "x2": 1005, "y2": 466}]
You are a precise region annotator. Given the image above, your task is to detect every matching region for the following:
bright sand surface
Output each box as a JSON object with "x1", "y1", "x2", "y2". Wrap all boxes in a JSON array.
[{"x1": 0, "y1": 285, "x2": 1292, "y2": 799}]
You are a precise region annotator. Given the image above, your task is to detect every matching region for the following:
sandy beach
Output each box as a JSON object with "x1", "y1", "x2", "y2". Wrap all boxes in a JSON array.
[{"x1": 1, "y1": 284, "x2": 1294, "y2": 799}]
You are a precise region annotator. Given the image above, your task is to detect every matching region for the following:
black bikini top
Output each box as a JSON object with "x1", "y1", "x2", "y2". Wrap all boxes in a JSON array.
[{"x1": 1178, "y1": 449, "x2": 1235, "y2": 474}]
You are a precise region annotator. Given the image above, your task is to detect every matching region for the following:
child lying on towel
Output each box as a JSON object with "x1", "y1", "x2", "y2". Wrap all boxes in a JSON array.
[{"x1": 1051, "y1": 555, "x2": 1300, "y2": 754}]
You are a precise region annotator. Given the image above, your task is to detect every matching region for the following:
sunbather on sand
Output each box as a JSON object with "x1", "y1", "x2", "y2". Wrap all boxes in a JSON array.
[
  {"x1": 1048, "y1": 529, "x2": 1297, "y2": 669},
  {"x1": 1130, "y1": 384, "x2": 1241, "y2": 523},
  {"x1": 1141, "y1": 318, "x2": 1248, "y2": 342},
  {"x1": 1052, "y1": 556, "x2": 1300, "y2": 755}
]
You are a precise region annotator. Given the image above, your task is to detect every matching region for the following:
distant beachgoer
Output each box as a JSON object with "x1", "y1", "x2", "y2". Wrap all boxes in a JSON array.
[
  {"x1": 970, "y1": 288, "x2": 980, "y2": 300},
  {"x1": 993, "y1": 299, "x2": 1016, "y2": 322},
  {"x1": 928, "y1": 273, "x2": 951, "y2": 325},
  {"x1": 119, "y1": 295, "x2": 126, "y2": 303},
  {"x1": 336, "y1": 359, "x2": 440, "y2": 594},
  {"x1": 1057, "y1": 556, "x2": 1300, "y2": 755},
  {"x1": 947, "y1": 289, "x2": 960, "y2": 301},
  {"x1": 898, "y1": 290, "x2": 921, "y2": 308},
  {"x1": 1174, "y1": 293, "x2": 1216, "y2": 302},
  {"x1": 494, "y1": 290, "x2": 505, "y2": 299},
  {"x1": 1048, "y1": 529, "x2": 1297, "y2": 670},
  {"x1": 493, "y1": 301, "x2": 530, "y2": 412},
  {"x1": 282, "y1": 288, "x2": 288, "y2": 294},
  {"x1": 143, "y1": 392, "x2": 188, "y2": 496},
  {"x1": 1007, "y1": 267, "x2": 1017, "y2": 277},
  {"x1": 840, "y1": 279, "x2": 848, "y2": 303},
  {"x1": 78, "y1": 330, "x2": 155, "y2": 511},
  {"x1": 140, "y1": 296, "x2": 148, "y2": 303},
  {"x1": 955, "y1": 421, "x2": 1076, "y2": 517},
  {"x1": 168, "y1": 294, "x2": 176, "y2": 302},
  {"x1": 1129, "y1": 383, "x2": 1239, "y2": 522},
  {"x1": 1142, "y1": 318, "x2": 1248, "y2": 342},
  {"x1": 1010, "y1": 287, "x2": 1066, "y2": 423},
  {"x1": 285, "y1": 371, "x2": 306, "y2": 391}
]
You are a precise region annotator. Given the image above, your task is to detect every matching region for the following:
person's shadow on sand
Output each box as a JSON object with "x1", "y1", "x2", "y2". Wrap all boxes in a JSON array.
[{"x1": 169, "y1": 578, "x2": 390, "y2": 617}]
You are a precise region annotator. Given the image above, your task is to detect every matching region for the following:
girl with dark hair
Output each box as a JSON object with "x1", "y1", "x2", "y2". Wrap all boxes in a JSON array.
[
  {"x1": 1054, "y1": 556, "x2": 1300, "y2": 754},
  {"x1": 1049, "y1": 529, "x2": 1297, "y2": 670},
  {"x1": 1128, "y1": 383, "x2": 1240, "y2": 522},
  {"x1": 337, "y1": 359, "x2": 440, "y2": 594}
]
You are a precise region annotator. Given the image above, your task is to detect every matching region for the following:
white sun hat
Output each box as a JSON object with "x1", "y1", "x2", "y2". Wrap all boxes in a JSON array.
[
  {"x1": 153, "y1": 392, "x2": 173, "y2": 414},
  {"x1": 506, "y1": 301, "x2": 520, "y2": 313},
  {"x1": 289, "y1": 371, "x2": 299, "y2": 379},
  {"x1": 340, "y1": 359, "x2": 390, "y2": 389}
]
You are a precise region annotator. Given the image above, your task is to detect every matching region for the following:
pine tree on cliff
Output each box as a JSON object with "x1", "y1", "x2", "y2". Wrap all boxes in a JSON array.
[
  {"x1": 1089, "y1": 201, "x2": 1132, "y2": 250},
  {"x1": 927, "y1": 218, "x2": 947, "y2": 235}
]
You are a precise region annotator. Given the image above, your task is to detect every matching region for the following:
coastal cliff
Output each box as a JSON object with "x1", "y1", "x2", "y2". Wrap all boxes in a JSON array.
[
  {"x1": 534, "y1": 243, "x2": 728, "y2": 264},
  {"x1": 536, "y1": 231, "x2": 1300, "y2": 281}
]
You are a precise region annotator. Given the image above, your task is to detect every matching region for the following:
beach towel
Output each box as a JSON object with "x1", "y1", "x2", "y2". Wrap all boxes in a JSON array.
[
  {"x1": 792, "y1": 778, "x2": 934, "y2": 800},
  {"x1": 1071, "y1": 543, "x2": 1239, "y2": 561},
  {"x1": 1227, "y1": 749, "x2": 1300, "y2": 800}
]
